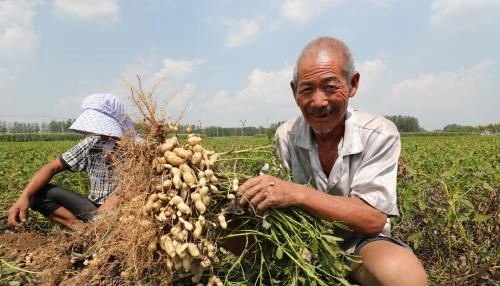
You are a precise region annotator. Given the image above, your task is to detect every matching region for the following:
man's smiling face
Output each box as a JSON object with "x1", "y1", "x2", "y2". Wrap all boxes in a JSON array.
[{"x1": 292, "y1": 49, "x2": 357, "y2": 135}]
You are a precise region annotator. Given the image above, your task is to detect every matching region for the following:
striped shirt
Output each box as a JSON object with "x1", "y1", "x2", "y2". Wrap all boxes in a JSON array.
[{"x1": 60, "y1": 135, "x2": 117, "y2": 204}]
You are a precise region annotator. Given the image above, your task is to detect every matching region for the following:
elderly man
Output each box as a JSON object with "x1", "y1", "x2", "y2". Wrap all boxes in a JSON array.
[
  {"x1": 239, "y1": 37, "x2": 428, "y2": 286},
  {"x1": 7, "y1": 93, "x2": 135, "y2": 230}
]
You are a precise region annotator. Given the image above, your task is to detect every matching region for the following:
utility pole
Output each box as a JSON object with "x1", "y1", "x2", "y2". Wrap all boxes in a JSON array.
[
  {"x1": 266, "y1": 116, "x2": 269, "y2": 135},
  {"x1": 240, "y1": 120, "x2": 246, "y2": 136}
]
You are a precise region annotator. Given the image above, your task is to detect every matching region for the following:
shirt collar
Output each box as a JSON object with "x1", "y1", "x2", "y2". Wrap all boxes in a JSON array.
[
  {"x1": 293, "y1": 106, "x2": 363, "y2": 155},
  {"x1": 342, "y1": 106, "x2": 363, "y2": 155},
  {"x1": 293, "y1": 116, "x2": 315, "y2": 150}
]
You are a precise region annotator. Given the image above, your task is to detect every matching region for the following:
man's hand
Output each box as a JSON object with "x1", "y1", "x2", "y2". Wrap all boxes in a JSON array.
[
  {"x1": 238, "y1": 175, "x2": 302, "y2": 214},
  {"x1": 7, "y1": 196, "x2": 30, "y2": 226}
]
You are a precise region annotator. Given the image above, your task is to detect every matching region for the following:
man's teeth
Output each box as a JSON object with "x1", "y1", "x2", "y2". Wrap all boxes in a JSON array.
[{"x1": 314, "y1": 113, "x2": 328, "y2": 118}]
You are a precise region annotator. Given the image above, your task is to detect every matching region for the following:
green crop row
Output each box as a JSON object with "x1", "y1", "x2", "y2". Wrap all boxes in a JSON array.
[
  {"x1": 393, "y1": 135, "x2": 499, "y2": 285},
  {"x1": 0, "y1": 135, "x2": 498, "y2": 285},
  {"x1": 0, "y1": 141, "x2": 88, "y2": 230},
  {"x1": 0, "y1": 133, "x2": 84, "y2": 142}
]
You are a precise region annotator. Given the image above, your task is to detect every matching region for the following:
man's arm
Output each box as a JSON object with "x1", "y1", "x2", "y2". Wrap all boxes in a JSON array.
[
  {"x1": 238, "y1": 175, "x2": 386, "y2": 235},
  {"x1": 6, "y1": 158, "x2": 67, "y2": 226}
]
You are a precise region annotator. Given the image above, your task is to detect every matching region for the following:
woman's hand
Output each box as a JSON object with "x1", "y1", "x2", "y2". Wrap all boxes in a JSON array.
[{"x1": 7, "y1": 196, "x2": 30, "y2": 226}]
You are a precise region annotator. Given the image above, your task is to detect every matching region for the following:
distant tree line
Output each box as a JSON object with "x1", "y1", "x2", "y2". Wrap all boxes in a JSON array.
[
  {"x1": 183, "y1": 121, "x2": 287, "y2": 138},
  {"x1": 0, "y1": 133, "x2": 84, "y2": 142},
  {"x1": 2, "y1": 117, "x2": 498, "y2": 137},
  {"x1": 384, "y1": 115, "x2": 424, "y2": 132},
  {"x1": 133, "y1": 123, "x2": 273, "y2": 137},
  {"x1": 443, "y1": 123, "x2": 499, "y2": 134},
  {"x1": 0, "y1": 119, "x2": 75, "y2": 133},
  {"x1": 202, "y1": 126, "x2": 266, "y2": 137}
]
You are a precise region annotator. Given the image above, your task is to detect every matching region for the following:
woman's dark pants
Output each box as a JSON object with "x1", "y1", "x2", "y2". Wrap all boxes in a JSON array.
[{"x1": 29, "y1": 184, "x2": 98, "y2": 222}]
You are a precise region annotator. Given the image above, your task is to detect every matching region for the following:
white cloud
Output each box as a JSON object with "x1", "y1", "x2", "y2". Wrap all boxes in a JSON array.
[
  {"x1": 384, "y1": 61, "x2": 497, "y2": 129},
  {"x1": 53, "y1": 0, "x2": 119, "y2": 21},
  {"x1": 237, "y1": 67, "x2": 294, "y2": 105},
  {"x1": 368, "y1": 0, "x2": 395, "y2": 7},
  {"x1": 0, "y1": 0, "x2": 40, "y2": 61},
  {"x1": 224, "y1": 18, "x2": 261, "y2": 48},
  {"x1": 188, "y1": 66, "x2": 299, "y2": 127},
  {"x1": 281, "y1": 0, "x2": 345, "y2": 26},
  {"x1": 153, "y1": 57, "x2": 206, "y2": 81},
  {"x1": 389, "y1": 62, "x2": 490, "y2": 102},
  {"x1": 429, "y1": 0, "x2": 500, "y2": 32},
  {"x1": 350, "y1": 59, "x2": 392, "y2": 113},
  {"x1": 110, "y1": 59, "x2": 155, "y2": 101},
  {"x1": 110, "y1": 57, "x2": 206, "y2": 122},
  {"x1": 349, "y1": 59, "x2": 499, "y2": 130},
  {"x1": 0, "y1": 67, "x2": 19, "y2": 82},
  {"x1": 54, "y1": 94, "x2": 86, "y2": 116},
  {"x1": 112, "y1": 57, "x2": 205, "y2": 98},
  {"x1": 355, "y1": 59, "x2": 390, "y2": 98}
]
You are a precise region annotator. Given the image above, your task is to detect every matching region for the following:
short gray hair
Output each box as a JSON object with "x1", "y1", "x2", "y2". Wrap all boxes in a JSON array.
[{"x1": 292, "y1": 36, "x2": 355, "y2": 86}]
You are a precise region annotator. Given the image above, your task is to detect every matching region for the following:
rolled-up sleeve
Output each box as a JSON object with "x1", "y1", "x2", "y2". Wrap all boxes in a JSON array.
[
  {"x1": 350, "y1": 131, "x2": 400, "y2": 216},
  {"x1": 275, "y1": 123, "x2": 292, "y2": 172}
]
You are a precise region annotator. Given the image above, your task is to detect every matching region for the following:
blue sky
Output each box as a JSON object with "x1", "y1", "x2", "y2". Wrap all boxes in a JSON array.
[{"x1": 1, "y1": 0, "x2": 499, "y2": 130}]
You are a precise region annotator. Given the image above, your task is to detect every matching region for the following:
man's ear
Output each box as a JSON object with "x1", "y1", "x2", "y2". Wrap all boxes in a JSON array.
[
  {"x1": 290, "y1": 81, "x2": 297, "y2": 99},
  {"x1": 349, "y1": 72, "x2": 360, "y2": 98}
]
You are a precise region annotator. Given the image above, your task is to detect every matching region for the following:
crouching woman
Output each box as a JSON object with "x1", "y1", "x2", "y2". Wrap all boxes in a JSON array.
[{"x1": 7, "y1": 93, "x2": 135, "y2": 230}]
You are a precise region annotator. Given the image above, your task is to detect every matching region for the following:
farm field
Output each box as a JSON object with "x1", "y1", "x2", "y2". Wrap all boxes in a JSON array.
[
  {"x1": 0, "y1": 135, "x2": 498, "y2": 285},
  {"x1": 0, "y1": 141, "x2": 88, "y2": 228}
]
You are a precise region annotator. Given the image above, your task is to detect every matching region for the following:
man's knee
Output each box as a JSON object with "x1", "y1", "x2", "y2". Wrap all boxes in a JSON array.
[{"x1": 353, "y1": 240, "x2": 428, "y2": 286}]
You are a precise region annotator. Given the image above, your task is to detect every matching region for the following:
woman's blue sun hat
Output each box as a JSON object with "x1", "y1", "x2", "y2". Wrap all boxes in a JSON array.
[{"x1": 69, "y1": 93, "x2": 135, "y2": 138}]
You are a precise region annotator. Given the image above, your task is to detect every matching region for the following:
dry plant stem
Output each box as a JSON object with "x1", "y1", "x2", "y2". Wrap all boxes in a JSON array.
[
  {"x1": 120, "y1": 75, "x2": 168, "y2": 141},
  {"x1": 121, "y1": 76, "x2": 156, "y2": 125},
  {"x1": 216, "y1": 145, "x2": 273, "y2": 156},
  {"x1": 1, "y1": 258, "x2": 41, "y2": 274},
  {"x1": 446, "y1": 263, "x2": 499, "y2": 284},
  {"x1": 174, "y1": 97, "x2": 194, "y2": 125}
]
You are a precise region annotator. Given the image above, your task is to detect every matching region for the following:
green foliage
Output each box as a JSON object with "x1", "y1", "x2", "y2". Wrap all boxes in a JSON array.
[
  {"x1": 203, "y1": 126, "x2": 267, "y2": 137},
  {"x1": 215, "y1": 209, "x2": 357, "y2": 286},
  {"x1": 0, "y1": 141, "x2": 89, "y2": 230},
  {"x1": 0, "y1": 135, "x2": 498, "y2": 285},
  {"x1": 0, "y1": 133, "x2": 84, "y2": 142},
  {"x1": 47, "y1": 119, "x2": 76, "y2": 133},
  {"x1": 0, "y1": 119, "x2": 76, "y2": 134},
  {"x1": 385, "y1": 115, "x2": 424, "y2": 132},
  {"x1": 174, "y1": 139, "x2": 356, "y2": 285},
  {"x1": 393, "y1": 135, "x2": 499, "y2": 285},
  {"x1": 400, "y1": 132, "x2": 480, "y2": 137},
  {"x1": 443, "y1": 123, "x2": 500, "y2": 133}
]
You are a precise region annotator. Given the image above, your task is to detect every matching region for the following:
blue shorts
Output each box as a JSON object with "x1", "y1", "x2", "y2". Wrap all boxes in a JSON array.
[{"x1": 354, "y1": 235, "x2": 412, "y2": 255}]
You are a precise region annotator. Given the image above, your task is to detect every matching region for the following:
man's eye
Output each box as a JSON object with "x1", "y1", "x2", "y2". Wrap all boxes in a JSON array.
[
  {"x1": 299, "y1": 87, "x2": 312, "y2": 94},
  {"x1": 324, "y1": 85, "x2": 337, "y2": 92}
]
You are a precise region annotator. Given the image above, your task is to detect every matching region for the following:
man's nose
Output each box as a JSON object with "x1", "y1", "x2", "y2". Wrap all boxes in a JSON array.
[{"x1": 310, "y1": 88, "x2": 328, "y2": 108}]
